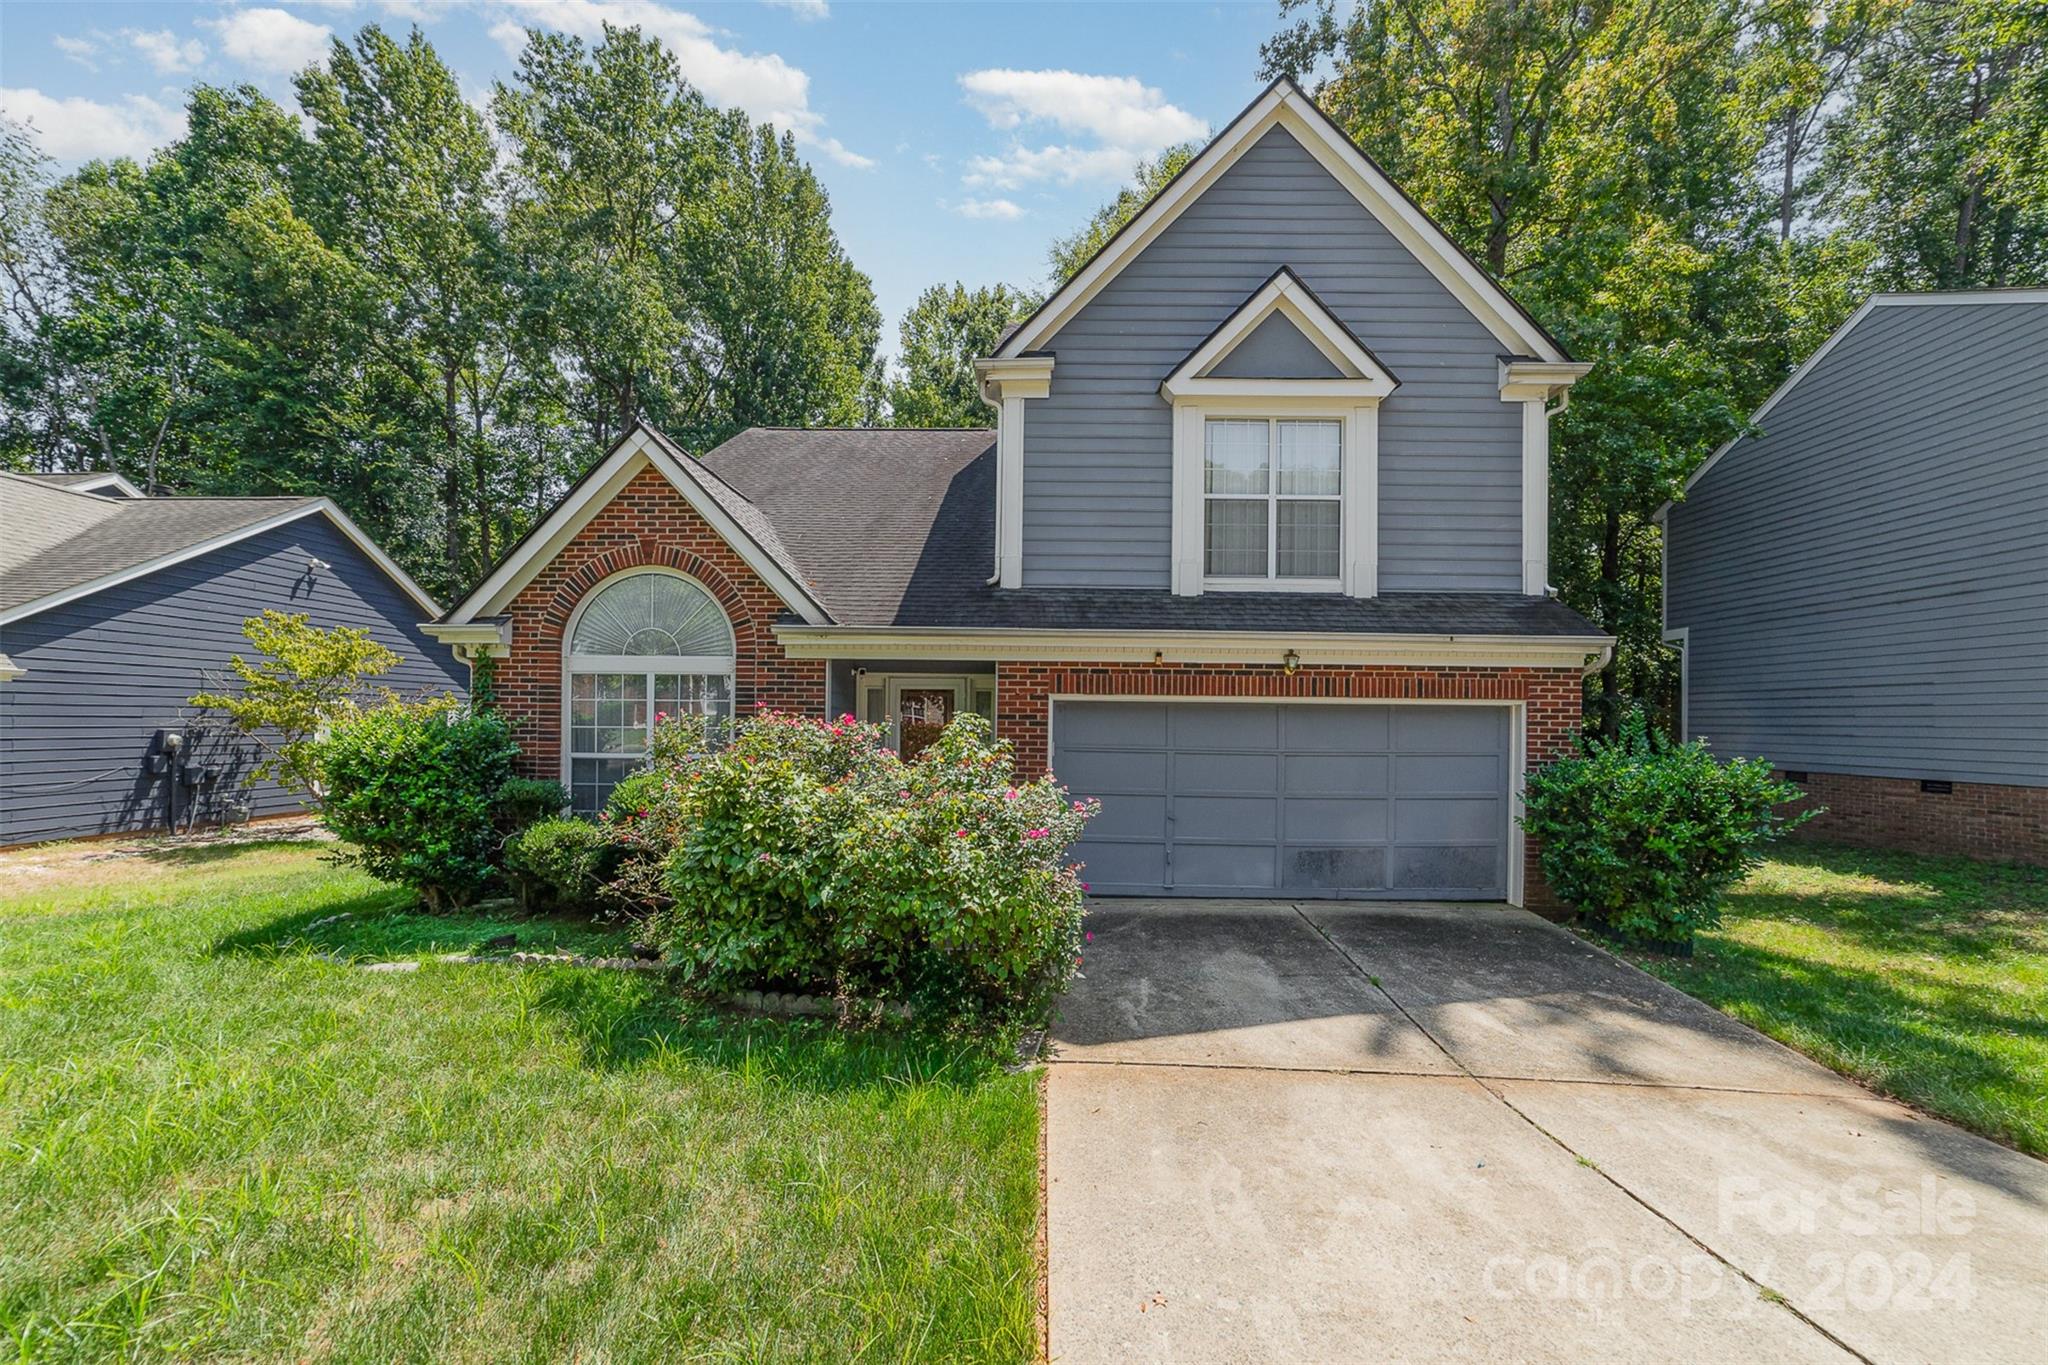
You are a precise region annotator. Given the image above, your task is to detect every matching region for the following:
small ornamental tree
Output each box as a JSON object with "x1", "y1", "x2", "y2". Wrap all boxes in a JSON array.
[
  {"x1": 1519, "y1": 709, "x2": 1813, "y2": 944},
  {"x1": 189, "y1": 611, "x2": 400, "y2": 799}
]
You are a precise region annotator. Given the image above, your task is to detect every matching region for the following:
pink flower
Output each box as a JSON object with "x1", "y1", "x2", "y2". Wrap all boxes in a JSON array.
[
  {"x1": 1004, "y1": 788, "x2": 1019, "y2": 801},
  {"x1": 1085, "y1": 931, "x2": 1094, "y2": 942},
  {"x1": 954, "y1": 829, "x2": 970, "y2": 839},
  {"x1": 1023, "y1": 827, "x2": 1049, "y2": 840},
  {"x1": 1080, "y1": 881, "x2": 1091, "y2": 891},
  {"x1": 654, "y1": 710, "x2": 668, "y2": 722}
]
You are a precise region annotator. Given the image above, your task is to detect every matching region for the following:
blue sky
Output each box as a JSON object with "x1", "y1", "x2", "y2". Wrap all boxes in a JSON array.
[{"x1": 1, "y1": 1, "x2": 1285, "y2": 355}]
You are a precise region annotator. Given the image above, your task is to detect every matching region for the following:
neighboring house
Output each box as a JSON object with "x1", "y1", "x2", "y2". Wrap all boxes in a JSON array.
[
  {"x1": 1659, "y1": 290, "x2": 2048, "y2": 866},
  {"x1": 426, "y1": 78, "x2": 1612, "y2": 907},
  {"x1": 0, "y1": 473, "x2": 465, "y2": 845}
]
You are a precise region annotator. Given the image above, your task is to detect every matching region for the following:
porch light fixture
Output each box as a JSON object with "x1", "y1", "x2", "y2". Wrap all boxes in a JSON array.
[
  {"x1": 1152, "y1": 649, "x2": 1164, "y2": 666},
  {"x1": 1282, "y1": 649, "x2": 1300, "y2": 675}
]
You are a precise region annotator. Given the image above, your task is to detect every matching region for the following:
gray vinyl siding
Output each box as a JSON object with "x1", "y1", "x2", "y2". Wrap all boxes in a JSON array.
[
  {"x1": 1205, "y1": 313, "x2": 1345, "y2": 379},
  {"x1": 1021, "y1": 125, "x2": 1524, "y2": 591},
  {"x1": 1664, "y1": 299, "x2": 2048, "y2": 788},
  {"x1": 0, "y1": 517, "x2": 466, "y2": 844}
]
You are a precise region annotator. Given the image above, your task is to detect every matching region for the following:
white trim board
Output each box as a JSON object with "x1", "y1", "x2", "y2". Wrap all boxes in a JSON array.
[
  {"x1": 1160, "y1": 267, "x2": 1398, "y2": 400},
  {"x1": 1047, "y1": 692, "x2": 1529, "y2": 907},
  {"x1": 439, "y1": 425, "x2": 830, "y2": 628},
  {"x1": 0, "y1": 498, "x2": 441, "y2": 628},
  {"x1": 1654, "y1": 289, "x2": 2048, "y2": 524},
  {"x1": 996, "y1": 77, "x2": 1569, "y2": 366}
]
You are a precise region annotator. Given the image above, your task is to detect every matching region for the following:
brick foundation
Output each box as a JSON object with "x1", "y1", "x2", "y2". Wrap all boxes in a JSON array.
[
  {"x1": 492, "y1": 465, "x2": 824, "y2": 782},
  {"x1": 1778, "y1": 770, "x2": 2048, "y2": 867},
  {"x1": 995, "y1": 661, "x2": 1586, "y2": 913}
]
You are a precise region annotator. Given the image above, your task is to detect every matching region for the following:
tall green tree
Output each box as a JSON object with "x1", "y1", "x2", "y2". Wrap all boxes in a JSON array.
[
  {"x1": 1047, "y1": 143, "x2": 1199, "y2": 284},
  {"x1": 886, "y1": 282, "x2": 1038, "y2": 427}
]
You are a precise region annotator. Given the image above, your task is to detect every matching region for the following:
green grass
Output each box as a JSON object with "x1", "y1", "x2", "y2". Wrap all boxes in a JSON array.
[
  {"x1": 1625, "y1": 843, "x2": 2048, "y2": 1157},
  {"x1": 0, "y1": 835, "x2": 1040, "y2": 1362}
]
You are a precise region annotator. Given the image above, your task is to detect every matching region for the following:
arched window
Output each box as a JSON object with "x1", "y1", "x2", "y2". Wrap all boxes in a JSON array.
[{"x1": 565, "y1": 570, "x2": 734, "y2": 814}]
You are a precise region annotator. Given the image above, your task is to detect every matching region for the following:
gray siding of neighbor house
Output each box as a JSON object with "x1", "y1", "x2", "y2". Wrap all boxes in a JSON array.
[
  {"x1": 0, "y1": 517, "x2": 466, "y2": 844},
  {"x1": 1021, "y1": 125, "x2": 1525, "y2": 591},
  {"x1": 1665, "y1": 299, "x2": 2048, "y2": 788}
]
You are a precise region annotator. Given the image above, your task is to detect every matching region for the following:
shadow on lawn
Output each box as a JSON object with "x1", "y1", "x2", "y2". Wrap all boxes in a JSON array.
[
  {"x1": 525, "y1": 968, "x2": 1012, "y2": 1095},
  {"x1": 133, "y1": 837, "x2": 334, "y2": 867},
  {"x1": 211, "y1": 898, "x2": 629, "y2": 961},
  {"x1": 1729, "y1": 843, "x2": 2048, "y2": 963}
]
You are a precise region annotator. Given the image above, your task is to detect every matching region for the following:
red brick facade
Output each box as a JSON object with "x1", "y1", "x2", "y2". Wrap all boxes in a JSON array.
[
  {"x1": 1779, "y1": 770, "x2": 2048, "y2": 867},
  {"x1": 489, "y1": 468, "x2": 1589, "y2": 909},
  {"x1": 996, "y1": 661, "x2": 1585, "y2": 912},
  {"x1": 491, "y1": 465, "x2": 824, "y2": 782}
]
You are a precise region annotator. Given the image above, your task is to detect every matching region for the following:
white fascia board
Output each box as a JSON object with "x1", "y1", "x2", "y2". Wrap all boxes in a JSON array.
[
  {"x1": 0, "y1": 653, "x2": 24, "y2": 682},
  {"x1": 1000, "y1": 83, "x2": 1568, "y2": 365},
  {"x1": 450, "y1": 426, "x2": 829, "y2": 627},
  {"x1": 1162, "y1": 272, "x2": 1397, "y2": 399},
  {"x1": 772, "y1": 624, "x2": 1613, "y2": 669},
  {"x1": 1647, "y1": 290, "x2": 2046, "y2": 521},
  {"x1": 70, "y1": 472, "x2": 145, "y2": 498},
  {"x1": 1499, "y1": 358, "x2": 1594, "y2": 401}
]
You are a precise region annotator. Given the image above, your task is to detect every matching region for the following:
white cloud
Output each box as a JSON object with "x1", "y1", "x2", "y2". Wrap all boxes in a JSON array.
[
  {"x1": 53, "y1": 34, "x2": 102, "y2": 71},
  {"x1": 762, "y1": 0, "x2": 829, "y2": 19},
  {"x1": 487, "y1": 2, "x2": 870, "y2": 168},
  {"x1": 952, "y1": 197, "x2": 1024, "y2": 221},
  {"x1": 125, "y1": 29, "x2": 208, "y2": 76},
  {"x1": 956, "y1": 68, "x2": 1205, "y2": 191},
  {"x1": 203, "y1": 7, "x2": 334, "y2": 77},
  {"x1": 0, "y1": 88, "x2": 186, "y2": 162}
]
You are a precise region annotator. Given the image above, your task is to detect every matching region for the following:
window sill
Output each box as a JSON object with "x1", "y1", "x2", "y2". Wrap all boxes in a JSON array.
[{"x1": 1199, "y1": 577, "x2": 1345, "y2": 594}]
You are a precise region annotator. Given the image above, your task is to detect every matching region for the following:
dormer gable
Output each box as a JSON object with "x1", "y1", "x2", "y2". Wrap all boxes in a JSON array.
[{"x1": 1161, "y1": 267, "x2": 1399, "y2": 401}]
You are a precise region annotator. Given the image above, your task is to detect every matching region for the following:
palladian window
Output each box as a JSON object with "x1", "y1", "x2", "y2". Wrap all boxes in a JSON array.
[{"x1": 565, "y1": 570, "x2": 734, "y2": 814}]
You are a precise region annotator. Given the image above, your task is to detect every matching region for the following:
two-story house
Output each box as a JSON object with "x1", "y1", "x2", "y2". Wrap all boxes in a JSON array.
[{"x1": 423, "y1": 78, "x2": 1611, "y2": 908}]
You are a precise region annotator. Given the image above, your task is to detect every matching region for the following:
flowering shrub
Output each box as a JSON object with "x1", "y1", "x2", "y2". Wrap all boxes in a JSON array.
[
  {"x1": 646, "y1": 710, "x2": 1094, "y2": 1028},
  {"x1": 1520, "y1": 709, "x2": 1813, "y2": 945}
]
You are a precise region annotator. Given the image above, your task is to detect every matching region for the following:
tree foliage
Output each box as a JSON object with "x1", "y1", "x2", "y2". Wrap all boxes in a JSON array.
[
  {"x1": 885, "y1": 282, "x2": 1038, "y2": 428},
  {"x1": 1047, "y1": 143, "x2": 1200, "y2": 285},
  {"x1": 188, "y1": 611, "x2": 402, "y2": 798}
]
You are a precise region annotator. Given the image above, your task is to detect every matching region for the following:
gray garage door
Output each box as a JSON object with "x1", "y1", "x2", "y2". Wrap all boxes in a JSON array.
[{"x1": 1053, "y1": 702, "x2": 1511, "y2": 899}]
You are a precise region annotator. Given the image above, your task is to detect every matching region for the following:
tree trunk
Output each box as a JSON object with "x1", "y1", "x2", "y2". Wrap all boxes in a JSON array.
[
  {"x1": 1779, "y1": 108, "x2": 1800, "y2": 242},
  {"x1": 443, "y1": 365, "x2": 463, "y2": 588}
]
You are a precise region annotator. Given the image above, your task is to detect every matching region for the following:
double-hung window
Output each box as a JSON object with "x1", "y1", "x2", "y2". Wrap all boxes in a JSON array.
[
  {"x1": 1203, "y1": 417, "x2": 1342, "y2": 584},
  {"x1": 565, "y1": 570, "x2": 734, "y2": 814}
]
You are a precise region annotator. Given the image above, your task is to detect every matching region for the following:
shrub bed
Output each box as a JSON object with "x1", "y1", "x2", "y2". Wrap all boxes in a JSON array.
[
  {"x1": 1519, "y1": 709, "x2": 1812, "y2": 945},
  {"x1": 633, "y1": 710, "x2": 1095, "y2": 1028}
]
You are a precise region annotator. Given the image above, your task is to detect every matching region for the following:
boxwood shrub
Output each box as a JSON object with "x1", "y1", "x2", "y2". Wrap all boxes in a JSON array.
[
  {"x1": 318, "y1": 699, "x2": 519, "y2": 910},
  {"x1": 1519, "y1": 710, "x2": 1812, "y2": 944},
  {"x1": 505, "y1": 816, "x2": 617, "y2": 911}
]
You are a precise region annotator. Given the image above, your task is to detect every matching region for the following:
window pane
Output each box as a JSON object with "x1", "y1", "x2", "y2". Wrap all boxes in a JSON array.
[
  {"x1": 1204, "y1": 499, "x2": 1268, "y2": 577},
  {"x1": 1276, "y1": 420, "x2": 1341, "y2": 495},
  {"x1": 571, "y1": 571, "x2": 733, "y2": 657},
  {"x1": 1204, "y1": 419, "x2": 1269, "y2": 495},
  {"x1": 571, "y1": 757, "x2": 642, "y2": 817},
  {"x1": 1277, "y1": 500, "x2": 1341, "y2": 578}
]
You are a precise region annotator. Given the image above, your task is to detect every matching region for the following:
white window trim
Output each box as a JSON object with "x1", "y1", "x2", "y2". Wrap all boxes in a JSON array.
[
  {"x1": 1172, "y1": 398, "x2": 1380, "y2": 598},
  {"x1": 560, "y1": 567, "x2": 737, "y2": 806}
]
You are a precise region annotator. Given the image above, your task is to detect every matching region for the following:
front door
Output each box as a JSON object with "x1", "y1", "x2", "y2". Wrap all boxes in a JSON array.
[{"x1": 895, "y1": 687, "x2": 955, "y2": 761}]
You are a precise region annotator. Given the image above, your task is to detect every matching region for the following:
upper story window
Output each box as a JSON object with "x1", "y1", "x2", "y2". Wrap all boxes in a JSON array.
[
  {"x1": 565, "y1": 569, "x2": 734, "y2": 814},
  {"x1": 1203, "y1": 417, "x2": 1342, "y2": 584}
]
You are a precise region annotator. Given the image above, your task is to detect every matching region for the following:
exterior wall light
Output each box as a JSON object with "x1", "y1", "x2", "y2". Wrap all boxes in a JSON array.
[
  {"x1": 1282, "y1": 649, "x2": 1300, "y2": 675},
  {"x1": 1152, "y1": 649, "x2": 1164, "y2": 666}
]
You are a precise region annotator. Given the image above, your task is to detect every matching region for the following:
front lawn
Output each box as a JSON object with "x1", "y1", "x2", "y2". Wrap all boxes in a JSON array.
[
  {"x1": 0, "y1": 832, "x2": 1039, "y2": 1361},
  {"x1": 1626, "y1": 843, "x2": 2048, "y2": 1157}
]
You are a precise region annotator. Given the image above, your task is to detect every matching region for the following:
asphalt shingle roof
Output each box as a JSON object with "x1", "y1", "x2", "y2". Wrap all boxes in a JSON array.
[
  {"x1": 691, "y1": 428, "x2": 1603, "y2": 639},
  {"x1": 0, "y1": 474, "x2": 315, "y2": 615}
]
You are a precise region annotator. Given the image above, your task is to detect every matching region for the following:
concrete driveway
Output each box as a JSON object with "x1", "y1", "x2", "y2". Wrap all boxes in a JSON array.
[{"x1": 1045, "y1": 901, "x2": 2048, "y2": 1364}]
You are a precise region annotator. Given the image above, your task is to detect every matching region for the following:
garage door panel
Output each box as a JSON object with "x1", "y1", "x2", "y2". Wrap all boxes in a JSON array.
[
  {"x1": 1056, "y1": 749, "x2": 1167, "y2": 794},
  {"x1": 1087, "y1": 794, "x2": 1168, "y2": 841},
  {"x1": 1174, "y1": 750, "x2": 1278, "y2": 793},
  {"x1": 1394, "y1": 753, "x2": 1502, "y2": 794},
  {"x1": 1172, "y1": 704, "x2": 1277, "y2": 749},
  {"x1": 1176, "y1": 843, "x2": 1277, "y2": 889},
  {"x1": 1059, "y1": 702, "x2": 1168, "y2": 747},
  {"x1": 1284, "y1": 753, "x2": 1389, "y2": 796},
  {"x1": 1175, "y1": 795, "x2": 1278, "y2": 840},
  {"x1": 1078, "y1": 842, "x2": 1169, "y2": 890},
  {"x1": 1284, "y1": 845, "x2": 1387, "y2": 891},
  {"x1": 1392, "y1": 844, "x2": 1501, "y2": 892},
  {"x1": 1394, "y1": 707, "x2": 1506, "y2": 751},
  {"x1": 1282, "y1": 705, "x2": 1389, "y2": 749},
  {"x1": 1395, "y1": 796, "x2": 1504, "y2": 842},
  {"x1": 1054, "y1": 701, "x2": 1509, "y2": 901},
  {"x1": 1283, "y1": 796, "x2": 1388, "y2": 842}
]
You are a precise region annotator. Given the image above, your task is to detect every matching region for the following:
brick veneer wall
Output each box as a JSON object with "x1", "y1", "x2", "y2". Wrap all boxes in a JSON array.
[
  {"x1": 994, "y1": 661, "x2": 1586, "y2": 913},
  {"x1": 492, "y1": 465, "x2": 825, "y2": 782},
  {"x1": 1778, "y1": 771, "x2": 2048, "y2": 867}
]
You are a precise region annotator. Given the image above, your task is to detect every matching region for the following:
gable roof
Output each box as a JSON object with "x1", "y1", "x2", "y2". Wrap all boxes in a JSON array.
[
  {"x1": 997, "y1": 76, "x2": 1569, "y2": 365},
  {"x1": 1654, "y1": 288, "x2": 2048, "y2": 523},
  {"x1": 0, "y1": 473, "x2": 438, "y2": 623},
  {"x1": 436, "y1": 425, "x2": 833, "y2": 627},
  {"x1": 1161, "y1": 265, "x2": 1399, "y2": 399}
]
